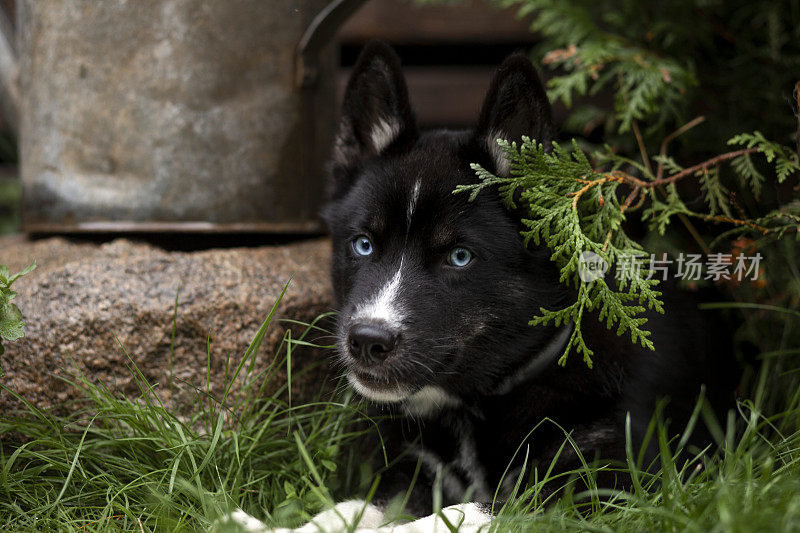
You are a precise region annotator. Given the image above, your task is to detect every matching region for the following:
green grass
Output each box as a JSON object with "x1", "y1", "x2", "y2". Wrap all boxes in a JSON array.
[
  {"x1": 1, "y1": 286, "x2": 800, "y2": 532},
  {"x1": 489, "y1": 362, "x2": 800, "y2": 532},
  {"x1": 0, "y1": 284, "x2": 378, "y2": 531}
]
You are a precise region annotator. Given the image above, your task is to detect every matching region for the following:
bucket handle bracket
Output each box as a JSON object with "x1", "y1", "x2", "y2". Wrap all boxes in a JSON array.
[{"x1": 296, "y1": 0, "x2": 367, "y2": 88}]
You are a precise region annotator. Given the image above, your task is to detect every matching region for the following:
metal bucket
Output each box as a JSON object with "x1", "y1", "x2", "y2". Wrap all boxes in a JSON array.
[{"x1": 0, "y1": 0, "x2": 365, "y2": 233}]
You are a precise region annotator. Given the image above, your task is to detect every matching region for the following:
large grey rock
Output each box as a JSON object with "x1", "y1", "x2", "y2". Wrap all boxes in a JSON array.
[{"x1": 0, "y1": 235, "x2": 336, "y2": 416}]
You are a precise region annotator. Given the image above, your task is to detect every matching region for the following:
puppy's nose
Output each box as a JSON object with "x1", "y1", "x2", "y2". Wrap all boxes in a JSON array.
[{"x1": 348, "y1": 323, "x2": 398, "y2": 364}]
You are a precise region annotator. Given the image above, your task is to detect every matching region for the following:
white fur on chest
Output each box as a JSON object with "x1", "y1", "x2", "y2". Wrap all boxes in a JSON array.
[{"x1": 402, "y1": 385, "x2": 461, "y2": 417}]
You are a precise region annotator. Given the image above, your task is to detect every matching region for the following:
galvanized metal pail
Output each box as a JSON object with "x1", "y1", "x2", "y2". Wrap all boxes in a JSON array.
[{"x1": 0, "y1": 0, "x2": 365, "y2": 233}]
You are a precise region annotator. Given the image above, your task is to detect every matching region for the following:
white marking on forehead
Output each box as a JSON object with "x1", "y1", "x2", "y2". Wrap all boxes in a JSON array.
[
  {"x1": 403, "y1": 385, "x2": 460, "y2": 418},
  {"x1": 347, "y1": 374, "x2": 409, "y2": 403},
  {"x1": 487, "y1": 130, "x2": 510, "y2": 176},
  {"x1": 407, "y1": 179, "x2": 421, "y2": 229},
  {"x1": 352, "y1": 256, "x2": 406, "y2": 329},
  {"x1": 370, "y1": 117, "x2": 400, "y2": 153}
]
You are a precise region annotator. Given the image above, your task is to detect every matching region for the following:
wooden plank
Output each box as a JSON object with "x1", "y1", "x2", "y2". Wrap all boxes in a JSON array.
[
  {"x1": 339, "y1": 66, "x2": 567, "y2": 129},
  {"x1": 339, "y1": 0, "x2": 534, "y2": 44},
  {"x1": 406, "y1": 67, "x2": 490, "y2": 127},
  {"x1": 340, "y1": 66, "x2": 491, "y2": 128}
]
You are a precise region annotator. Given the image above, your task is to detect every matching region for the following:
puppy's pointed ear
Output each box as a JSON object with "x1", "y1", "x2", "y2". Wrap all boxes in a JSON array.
[
  {"x1": 474, "y1": 55, "x2": 554, "y2": 176},
  {"x1": 329, "y1": 41, "x2": 417, "y2": 197}
]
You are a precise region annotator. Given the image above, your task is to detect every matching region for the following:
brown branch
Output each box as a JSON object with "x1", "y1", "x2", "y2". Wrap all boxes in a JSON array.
[
  {"x1": 653, "y1": 147, "x2": 759, "y2": 186},
  {"x1": 656, "y1": 116, "x2": 706, "y2": 180},
  {"x1": 632, "y1": 120, "x2": 654, "y2": 177},
  {"x1": 620, "y1": 115, "x2": 712, "y2": 253},
  {"x1": 629, "y1": 188, "x2": 649, "y2": 211},
  {"x1": 693, "y1": 212, "x2": 770, "y2": 234},
  {"x1": 569, "y1": 175, "x2": 623, "y2": 209},
  {"x1": 571, "y1": 147, "x2": 769, "y2": 254},
  {"x1": 609, "y1": 148, "x2": 761, "y2": 190},
  {"x1": 581, "y1": 148, "x2": 760, "y2": 192},
  {"x1": 622, "y1": 186, "x2": 641, "y2": 210},
  {"x1": 601, "y1": 231, "x2": 613, "y2": 252}
]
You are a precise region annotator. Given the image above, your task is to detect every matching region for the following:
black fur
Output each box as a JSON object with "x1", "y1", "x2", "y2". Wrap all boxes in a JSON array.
[{"x1": 322, "y1": 41, "x2": 738, "y2": 516}]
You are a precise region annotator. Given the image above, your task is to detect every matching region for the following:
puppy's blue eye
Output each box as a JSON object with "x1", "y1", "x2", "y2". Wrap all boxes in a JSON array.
[
  {"x1": 448, "y1": 247, "x2": 472, "y2": 267},
  {"x1": 352, "y1": 235, "x2": 374, "y2": 256}
]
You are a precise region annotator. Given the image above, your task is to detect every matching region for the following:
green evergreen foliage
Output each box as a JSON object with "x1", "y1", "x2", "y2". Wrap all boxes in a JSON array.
[
  {"x1": 457, "y1": 131, "x2": 799, "y2": 364},
  {"x1": 729, "y1": 131, "x2": 800, "y2": 183},
  {"x1": 456, "y1": 139, "x2": 662, "y2": 365},
  {"x1": 449, "y1": 0, "x2": 800, "y2": 364},
  {"x1": 496, "y1": 0, "x2": 800, "y2": 148}
]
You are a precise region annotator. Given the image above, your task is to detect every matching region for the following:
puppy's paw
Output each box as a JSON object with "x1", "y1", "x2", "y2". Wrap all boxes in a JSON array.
[
  {"x1": 386, "y1": 503, "x2": 492, "y2": 533},
  {"x1": 298, "y1": 500, "x2": 386, "y2": 532}
]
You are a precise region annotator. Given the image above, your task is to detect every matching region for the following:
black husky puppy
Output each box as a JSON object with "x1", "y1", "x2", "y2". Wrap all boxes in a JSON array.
[{"x1": 233, "y1": 42, "x2": 737, "y2": 533}]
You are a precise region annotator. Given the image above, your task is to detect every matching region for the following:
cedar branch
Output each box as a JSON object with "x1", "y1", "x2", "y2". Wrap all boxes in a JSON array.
[{"x1": 652, "y1": 148, "x2": 760, "y2": 187}]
